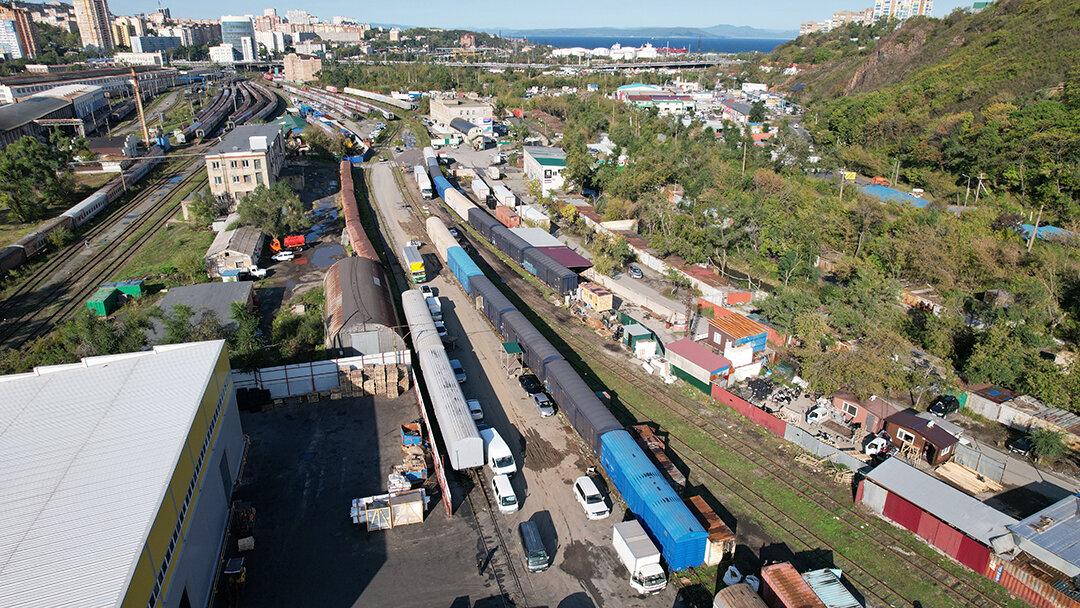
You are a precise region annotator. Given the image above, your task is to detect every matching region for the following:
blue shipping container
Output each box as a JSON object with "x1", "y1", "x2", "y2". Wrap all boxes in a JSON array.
[
  {"x1": 600, "y1": 430, "x2": 707, "y2": 571},
  {"x1": 447, "y1": 246, "x2": 483, "y2": 293}
]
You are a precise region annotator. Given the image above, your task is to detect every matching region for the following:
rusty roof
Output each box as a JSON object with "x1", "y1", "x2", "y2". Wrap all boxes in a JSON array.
[
  {"x1": 708, "y1": 313, "x2": 767, "y2": 340},
  {"x1": 761, "y1": 563, "x2": 826, "y2": 608}
]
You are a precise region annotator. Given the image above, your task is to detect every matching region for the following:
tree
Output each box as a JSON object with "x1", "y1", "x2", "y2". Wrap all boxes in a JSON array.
[
  {"x1": 0, "y1": 136, "x2": 67, "y2": 222},
  {"x1": 588, "y1": 233, "x2": 633, "y2": 277},
  {"x1": 1030, "y1": 428, "x2": 1067, "y2": 463},
  {"x1": 229, "y1": 302, "x2": 264, "y2": 371},
  {"x1": 236, "y1": 182, "x2": 310, "y2": 238},
  {"x1": 189, "y1": 187, "x2": 227, "y2": 226},
  {"x1": 749, "y1": 101, "x2": 766, "y2": 123}
]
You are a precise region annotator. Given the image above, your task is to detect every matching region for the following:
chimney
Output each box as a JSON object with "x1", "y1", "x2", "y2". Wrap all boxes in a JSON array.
[{"x1": 926, "y1": 419, "x2": 935, "y2": 428}]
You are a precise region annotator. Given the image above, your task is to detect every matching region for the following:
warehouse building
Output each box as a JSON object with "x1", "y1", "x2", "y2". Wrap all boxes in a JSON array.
[
  {"x1": 283, "y1": 52, "x2": 321, "y2": 83},
  {"x1": 0, "y1": 65, "x2": 176, "y2": 104},
  {"x1": 204, "y1": 124, "x2": 286, "y2": 199},
  {"x1": 204, "y1": 225, "x2": 265, "y2": 277},
  {"x1": 0, "y1": 95, "x2": 75, "y2": 148},
  {"x1": 429, "y1": 96, "x2": 493, "y2": 133},
  {"x1": 523, "y1": 146, "x2": 567, "y2": 195},
  {"x1": 0, "y1": 340, "x2": 244, "y2": 608},
  {"x1": 324, "y1": 256, "x2": 406, "y2": 356},
  {"x1": 665, "y1": 337, "x2": 731, "y2": 393}
]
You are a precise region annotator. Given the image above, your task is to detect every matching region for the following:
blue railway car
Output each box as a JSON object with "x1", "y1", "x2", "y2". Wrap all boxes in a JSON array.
[
  {"x1": 433, "y1": 175, "x2": 453, "y2": 200},
  {"x1": 447, "y1": 245, "x2": 483, "y2": 293},
  {"x1": 600, "y1": 430, "x2": 707, "y2": 571}
]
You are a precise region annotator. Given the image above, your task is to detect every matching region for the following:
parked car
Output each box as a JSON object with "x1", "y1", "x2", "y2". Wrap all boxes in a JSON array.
[
  {"x1": 420, "y1": 285, "x2": 434, "y2": 297},
  {"x1": 448, "y1": 227, "x2": 460, "y2": 238},
  {"x1": 518, "y1": 374, "x2": 543, "y2": 395},
  {"x1": 450, "y1": 359, "x2": 466, "y2": 384},
  {"x1": 806, "y1": 406, "x2": 829, "y2": 424},
  {"x1": 272, "y1": 250, "x2": 295, "y2": 262},
  {"x1": 628, "y1": 265, "x2": 643, "y2": 279},
  {"x1": 492, "y1": 474, "x2": 518, "y2": 514},
  {"x1": 435, "y1": 322, "x2": 448, "y2": 339},
  {"x1": 929, "y1": 395, "x2": 960, "y2": 417},
  {"x1": 573, "y1": 476, "x2": 610, "y2": 520},
  {"x1": 532, "y1": 393, "x2": 555, "y2": 417},
  {"x1": 1008, "y1": 436, "x2": 1034, "y2": 457},
  {"x1": 467, "y1": 398, "x2": 483, "y2": 422}
]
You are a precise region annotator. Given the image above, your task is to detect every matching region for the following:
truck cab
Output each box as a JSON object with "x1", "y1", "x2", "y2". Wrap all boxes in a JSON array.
[{"x1": 480, "y1": 426, "x2": 516, "y2": 476}]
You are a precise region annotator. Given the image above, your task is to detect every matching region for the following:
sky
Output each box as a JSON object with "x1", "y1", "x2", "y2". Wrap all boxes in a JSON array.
[{"x1": 110, "y1": 0, "x2": 975, "y2": 33}]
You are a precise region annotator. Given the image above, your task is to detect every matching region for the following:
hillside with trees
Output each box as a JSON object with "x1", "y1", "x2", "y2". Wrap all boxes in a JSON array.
[{"x1": 764, "y1": 0, "x2": 1080, "y2": 224}]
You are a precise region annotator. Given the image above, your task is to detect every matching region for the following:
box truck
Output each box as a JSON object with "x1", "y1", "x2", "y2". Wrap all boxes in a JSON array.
[
  {"x1": 613, "y1": 520, "x2": 667, "y2": 595},
  {"x1": 480, "y1": 426, "x2": 516, "y2": 476}
]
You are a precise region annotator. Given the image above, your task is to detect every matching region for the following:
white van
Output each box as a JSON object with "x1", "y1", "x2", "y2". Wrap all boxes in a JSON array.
[
  {"x1": 480, "y1": 426, "x2": 516, "y2": 476},
  {"x1": 492, "y1": 474, "x2": 518, "y2": 514}
]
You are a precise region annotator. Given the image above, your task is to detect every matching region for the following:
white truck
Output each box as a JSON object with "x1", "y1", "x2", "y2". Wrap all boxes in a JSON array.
[
  {"x1": 613, "y1": 520, "x2": 667, "y2": 595},
  {"x1": 426, "y1": 296, "x2": 442, "y2": 322},
  {"x1": 480, "y1": 426, "x2": 516, "y2": 476}
]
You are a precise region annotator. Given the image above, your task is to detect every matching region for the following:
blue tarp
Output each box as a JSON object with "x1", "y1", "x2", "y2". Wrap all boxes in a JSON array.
[
  {"x1": 1020, "y1": 224, "x2": 1076, "y2": 243},
  {"x1": 857, "y1": 185, "x2": 930, "y2": 208}
]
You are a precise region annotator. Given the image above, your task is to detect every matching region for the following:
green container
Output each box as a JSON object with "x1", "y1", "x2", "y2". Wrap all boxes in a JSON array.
[
  {"x1": 87, "y1": 287, "x2": 120, "y2": 317},
  {"x1": 103, "y1": 280, "x2": 144, "y2": 299}
]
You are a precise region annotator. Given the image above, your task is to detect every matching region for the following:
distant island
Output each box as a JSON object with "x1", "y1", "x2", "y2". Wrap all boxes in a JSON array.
[{"x1": 497, "y1": 24, "x2": 798, "y2": 40}]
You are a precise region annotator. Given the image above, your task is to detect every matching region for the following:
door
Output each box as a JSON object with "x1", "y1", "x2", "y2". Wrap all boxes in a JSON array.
[{"x1": 865, "y1": 412, "x2": 877, "y2": 433}]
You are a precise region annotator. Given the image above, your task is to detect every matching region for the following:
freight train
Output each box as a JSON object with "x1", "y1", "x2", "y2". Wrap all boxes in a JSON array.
[
  {"x1": 424, "y1": 214, "x2": 707, "y2": 572},
  {"x1": 281, "y1": 84, "x2": 396, "y2": 121},
  {"x1": 423, "y1": 147, "x2": 577, "y2": 294},
  {"x1": 342, "y1": 87, "x2": 416, "y2": 111}
]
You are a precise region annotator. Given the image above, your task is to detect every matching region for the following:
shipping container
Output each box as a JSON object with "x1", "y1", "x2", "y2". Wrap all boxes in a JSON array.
[
  {"x1": 684, "y1": 495, "x2": 736, "y2": 565},
  {"x1": 468, "y1": 207, "x2": 501, "y2": 241},
  {"x1": 544, "y1": 358, "x2": 623, "y2": 455},
  {"x1": 101, "y1": 280, "x2": 144, "y2": 299},
  {"x1": 86, "y1": 286, "x2": 120, "y2": 317},
  {"x1": 496, "y1": 205, "x2": 521, "y2": 228},
  {"x1": 444, "y1": 188, "x2": 475, "y2": 220},
  {"x1": 426, "y1": 216, "x2": 458, "y2": 262},
  {"x1": 522, "y1": 247, "x2": 578, "y2": 294},
  {"x1": 600, "y1": 430, "x2": 707, "y2": 572},
  {"x1": 493, "y1": 183, "x2": 517, "y2": 206},
  {"x1": 468, "y1": 274, "x2": 516, "y2": 335},
  {"x1": 800, "y1": 569, "x2": 862, "y2": 608},
  {"x1": 713, "y1": 583, "x2": 769, "y2": 608},
  {"x1": 579, "y1": 282, "x2": 613, "y2": 312},
  {"x1": 447, "y1": 246, "x2": 483, "y2": 293},
  {"x1": 471, "y1": 176, "x2": 491, "y2": 201},
  {"x1": 761, "y1": 563, "x2": 826, "y2": 608},
  {"x1": 501, "y1": 310, "x2": 564, "y2": 378}
]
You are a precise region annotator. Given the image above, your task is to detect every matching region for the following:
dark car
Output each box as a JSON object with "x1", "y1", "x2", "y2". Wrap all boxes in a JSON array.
[
  {"x1": 928, "y1": 395, "x2": 960, "y2": 417},
  {"x1": 518, "y1": 374, "x2": 543, "y2": 395},
  {"x1": 1008, "y1": 436, "x2": 1034, "y2": 457}
]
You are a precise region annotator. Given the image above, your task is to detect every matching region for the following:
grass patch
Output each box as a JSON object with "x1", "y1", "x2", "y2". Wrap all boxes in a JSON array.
[{"x1": 113, "y1": 222, "x2": 214, "y2": 283}]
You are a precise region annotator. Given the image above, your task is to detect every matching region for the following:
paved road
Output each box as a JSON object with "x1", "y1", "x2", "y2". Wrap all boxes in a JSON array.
[{"x1": 368, "y1": 162, "x2": 679, "y2": 608}]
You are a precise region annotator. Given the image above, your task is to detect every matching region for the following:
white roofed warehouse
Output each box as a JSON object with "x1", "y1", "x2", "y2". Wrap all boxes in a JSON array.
[{"x1": 0, "y1": 340, "x2": 244, "y2": 608}]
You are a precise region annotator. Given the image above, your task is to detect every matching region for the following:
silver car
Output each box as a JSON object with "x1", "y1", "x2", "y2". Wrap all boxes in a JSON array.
[{"x1": 532, "y1": 393, "x2": 555, "y2": 417}]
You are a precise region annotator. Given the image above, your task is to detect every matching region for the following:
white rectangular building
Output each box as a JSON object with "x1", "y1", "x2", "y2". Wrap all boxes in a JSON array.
[{"x1": 0, "y1": 340, "x2": 244, "y2": 608}]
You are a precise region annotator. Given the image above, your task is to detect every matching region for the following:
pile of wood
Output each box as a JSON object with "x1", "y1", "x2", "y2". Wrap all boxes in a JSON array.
[
  {"x1": 936, "y1": 460, "x2": 1003, "y2": 494},
  {"x1": 337, "y1": 364, "x2": 410, "y2": 397}
]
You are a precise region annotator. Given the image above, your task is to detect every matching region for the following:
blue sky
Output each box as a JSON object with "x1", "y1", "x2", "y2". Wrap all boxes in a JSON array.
[{"x1": 112, "y1": 0, "x2": 975, "y2": 32}]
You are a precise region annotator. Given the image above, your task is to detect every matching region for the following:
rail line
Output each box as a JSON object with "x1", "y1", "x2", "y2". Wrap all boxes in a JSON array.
[
  {"x1": 467, "y1": 470, "x2": 529, "y2": 608},
  {"x1": 554, "y1": 328, "x2": 1012, "y2": 608},
  {"x1": 2, "y1": 168, "x2": 208, "y2": 350}
]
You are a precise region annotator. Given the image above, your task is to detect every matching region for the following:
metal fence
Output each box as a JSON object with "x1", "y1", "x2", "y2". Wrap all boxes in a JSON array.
[
  {"x1": 954, "y1": 442, "x2": 1006, "y2": 483},
  {"x1": 783, "y1": 425, "x2": 868, "y2": 472}
]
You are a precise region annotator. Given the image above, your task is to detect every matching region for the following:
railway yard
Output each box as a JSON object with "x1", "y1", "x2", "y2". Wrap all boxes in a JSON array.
[{"x1": 0, "y1": 78, "x2": 1053, "y2": 608}]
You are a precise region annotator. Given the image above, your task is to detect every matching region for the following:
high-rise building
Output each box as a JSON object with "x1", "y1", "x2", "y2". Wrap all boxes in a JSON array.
[
  {"x1": 111, "y1": 15, "x2": 146, "y2": 48},
  {"x1": 285, "y1": 9, "x2": 315, "y2": 25},
  {"x1": 74, "y1": 0, "x2": 114, "y2": 50},
  {"x1": 239, "y1": 36, "x2": 256, "y2": 61},
  {"x1": 131, "y1": 35, "x2": 182, "y2": 54},
  {"x1": 873, "y1": 0, "x2": 933, "y2": 20},
  {"x1": 0, "y1": 6, "x2": 39, "y2": 58},
  {"x1": 389, "y1": 27, "x2": 400, "y2": 41},
  {"x1": 220, "y1": 15, "x2": 255, "y2": 48}
]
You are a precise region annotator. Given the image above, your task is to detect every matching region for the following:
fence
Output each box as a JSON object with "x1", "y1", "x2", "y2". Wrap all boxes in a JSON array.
[
  {"x1": 231, "y1": 351, "x2": 411, "y2": 399},
  {"x1": 783, "y1": 426, "x2": 867, "y2": 472},
  {"x1": 954, "y1": 442, "x2": 1007, "y2": 484}
]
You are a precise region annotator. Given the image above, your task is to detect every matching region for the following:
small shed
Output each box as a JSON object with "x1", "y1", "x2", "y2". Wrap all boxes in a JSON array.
[
  {"x1": 704, "y1": 312, "x2": 768, "y2": 353},
  {"x1": 666, "y1": 338, "x2": 731, "y2": 394},
  {"x1": 831, "y1": 391, "x2": 900, "y2": 434},
  {"x1": 684, "y1": 495, "x2": 736, "y2": 566},
  {"x1": 86, "y1": 286, "x2": 120, "y2": 317},
  {"x1": 622, "y1": 323, "x2": 657, "y2": 357},
  {"x1": 966, "y1": 384, "x2": 1017, "y2": 421},
  {"x1": 884, "y1": 409, "x2": 959, "y2": 467},
  {"x1": 761, "y1": 563, "x2": 826, "y2": 608},
  {"x1": 713, "y1": 583, "x2": 768, "y2": 608},
  {"x1": 579, "y1": 282, "x2": 613, "y2": 312},
  {"x1": 101, "y1": 280, "x2": 144, "y2": 298},
  {"x1": 205, "y1": 226, "x2": 265, "y2": 278},
  {"x1": 324, "y1": 257, "x2": 406, "y2": 356},
  {"x1": 801, "y1": 569, "x2": 863, "y2": 608}
]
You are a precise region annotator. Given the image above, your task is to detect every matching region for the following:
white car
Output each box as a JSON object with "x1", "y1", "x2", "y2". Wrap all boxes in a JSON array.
[
  {"x1": 573, "y1": 476, "x2": 609, "y2": 520},
  {"x1": 806, "y1": 406, "x2": 829, "y2": 424},
  {"x1": 492, "y1": 474, "x2": 518, "y2": 514},
  {"x1": 467, "y1": 398, "x2": 483, "y2": 422},
  {"x1": 272, "y1": 250, "x2": 295, "y2": 262}
]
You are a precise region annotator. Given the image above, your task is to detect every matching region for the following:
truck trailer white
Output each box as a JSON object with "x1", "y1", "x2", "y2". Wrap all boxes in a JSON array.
[{"x1": 613, "y1": 520, "x2": 667, "y2": 595}]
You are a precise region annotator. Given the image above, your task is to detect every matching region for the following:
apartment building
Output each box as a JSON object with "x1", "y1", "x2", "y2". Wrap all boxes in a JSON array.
[
  {"x1": 73, "y1": 0, "x2": 114, "y2": 50},
  {"x1": 0, "y1": 6, "x2": 39, "y2": 59},
  {"x1": 204, "y1": 124, "x2": 286, "y2": 199}
]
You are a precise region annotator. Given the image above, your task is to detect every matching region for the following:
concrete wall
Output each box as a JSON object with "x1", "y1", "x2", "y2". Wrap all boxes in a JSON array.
[
  {"x1": 783, "y1": 425, "x2": 866, "y2": 471},
  {"x1": 954, "y1": 442, "x2": 1006, "y2": 483},
  {"x1": 231, "y1": 351, "x2": 410, "y2": 398}
]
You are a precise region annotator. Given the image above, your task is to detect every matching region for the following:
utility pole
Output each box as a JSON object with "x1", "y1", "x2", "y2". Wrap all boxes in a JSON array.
[
  {"x1": 963, "y1": 174, "x2": 972, "y2": 205},
  {"x1": 741, "y1": 126, "x2": 748, "y2": 176},
  {"x1": 839, "y1": 168, "x2": 846, "y2": 200},
  {"x1": 1028, "y1": 204, "x2": 1043, "y2": 252},
  {"x1": 130, "y1": 67, "x2": 151, "y2": 147},
  {"x1": 974, "y1": 172, "x2": 986, "y2": 205}
]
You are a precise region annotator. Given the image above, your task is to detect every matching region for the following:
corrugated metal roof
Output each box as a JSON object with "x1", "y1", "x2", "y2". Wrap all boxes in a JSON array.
[
  {"x1": 535, "y1": 246, "x2": 591, "y2": 270},
  {"x1": 1008, "y1": 494, "x2": 1080, "y2": 572},
  {"x1": 801, "y1": 569, "x2": 862, "y2": 608},
  {"x1": 666, "y1": 338, "x2": 731, "y2": 374},
  {"x1": 762, "y1": 563, "x2": 826, "y2": 608},
  {"x1": 323, "y1": 257, "x2": 400, "y2": 349},
  {"x1": 0, "y1": 341, "x2": 226, "y2": 608},
  {"x1": 971, "y1": 384, "x2": 1017, "y2": 404},
  {"x1": 206, "y1": 226, "x2": 264, "y2": 259},
  {"x1": 509, "y1": 227, "x2": 563, "y2": 248},
  {"x1": 865, "y1": 458, "x2": 1017, "y2": 545},
  {"x1": 708, "y1": 313, "x2": 767, "y2": 341},
  {"x1": 0, "y1": 96, "x2": 71, "y2": 131},
  {"x1": 713, "y1": 583, "x2": 768, "y2": 608}
]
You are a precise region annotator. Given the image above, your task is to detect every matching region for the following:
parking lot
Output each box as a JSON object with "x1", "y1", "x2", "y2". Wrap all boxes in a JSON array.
[
  {"x1": 368, "y1": 162, "x2": 683, "y2": 607},
  {"x1": 226, "y1": 394, "x2": 500, "y2": 608}
]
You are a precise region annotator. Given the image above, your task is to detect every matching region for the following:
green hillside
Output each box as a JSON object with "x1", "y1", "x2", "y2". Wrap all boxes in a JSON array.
[{"x1": 767, "y1": 0, "x2": 1080, "y2": 222}]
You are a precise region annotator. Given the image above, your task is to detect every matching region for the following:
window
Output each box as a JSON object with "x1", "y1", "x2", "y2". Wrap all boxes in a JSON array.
[
  {"x1": 241, "y1": 159, "x2": 250, "y2": 168},
  {"x1": 243, "y1": 175, "x2": 251, "y2": 183},
  {"x1": 214, "y1": 177, "x2": 222, "y2": 184},
  {"x1": 254, "y1": 159, "x2": 261, "y2": 170},
  {"x1": 842, "y1": 402, "x2": 858, "y2": 418},
  {"x1": 232, "y1": 175, "x2": 240, "y2": 183},
  {"x1": 229, "y1": 160, "x2": 238, "y2": 168},
  {"x1": 896, "y1": 428, "x2": 915, "y2": 444},
  {"x1": 211, "y1": 161, "x2": 219, "y2": 169},
  {"x1": 255, "y1": 173, "x2": 263, "y2": 185}
]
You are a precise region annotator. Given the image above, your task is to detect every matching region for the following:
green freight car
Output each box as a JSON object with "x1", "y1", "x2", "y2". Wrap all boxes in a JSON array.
[{"x1": 86, "y1": 287, "x2": 120, "y2": 317}]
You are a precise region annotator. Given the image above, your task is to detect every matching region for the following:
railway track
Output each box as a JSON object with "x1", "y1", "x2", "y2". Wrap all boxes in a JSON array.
[
  {"x1": 466, "y1": 470, "x2": 529, "y2": 608},
  {"x1": 0, "y1": 168, "x2": 208, "y2": 350},
  {"x1": 552, "y1": 329, "x2": 1013, "y2": 608}
]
